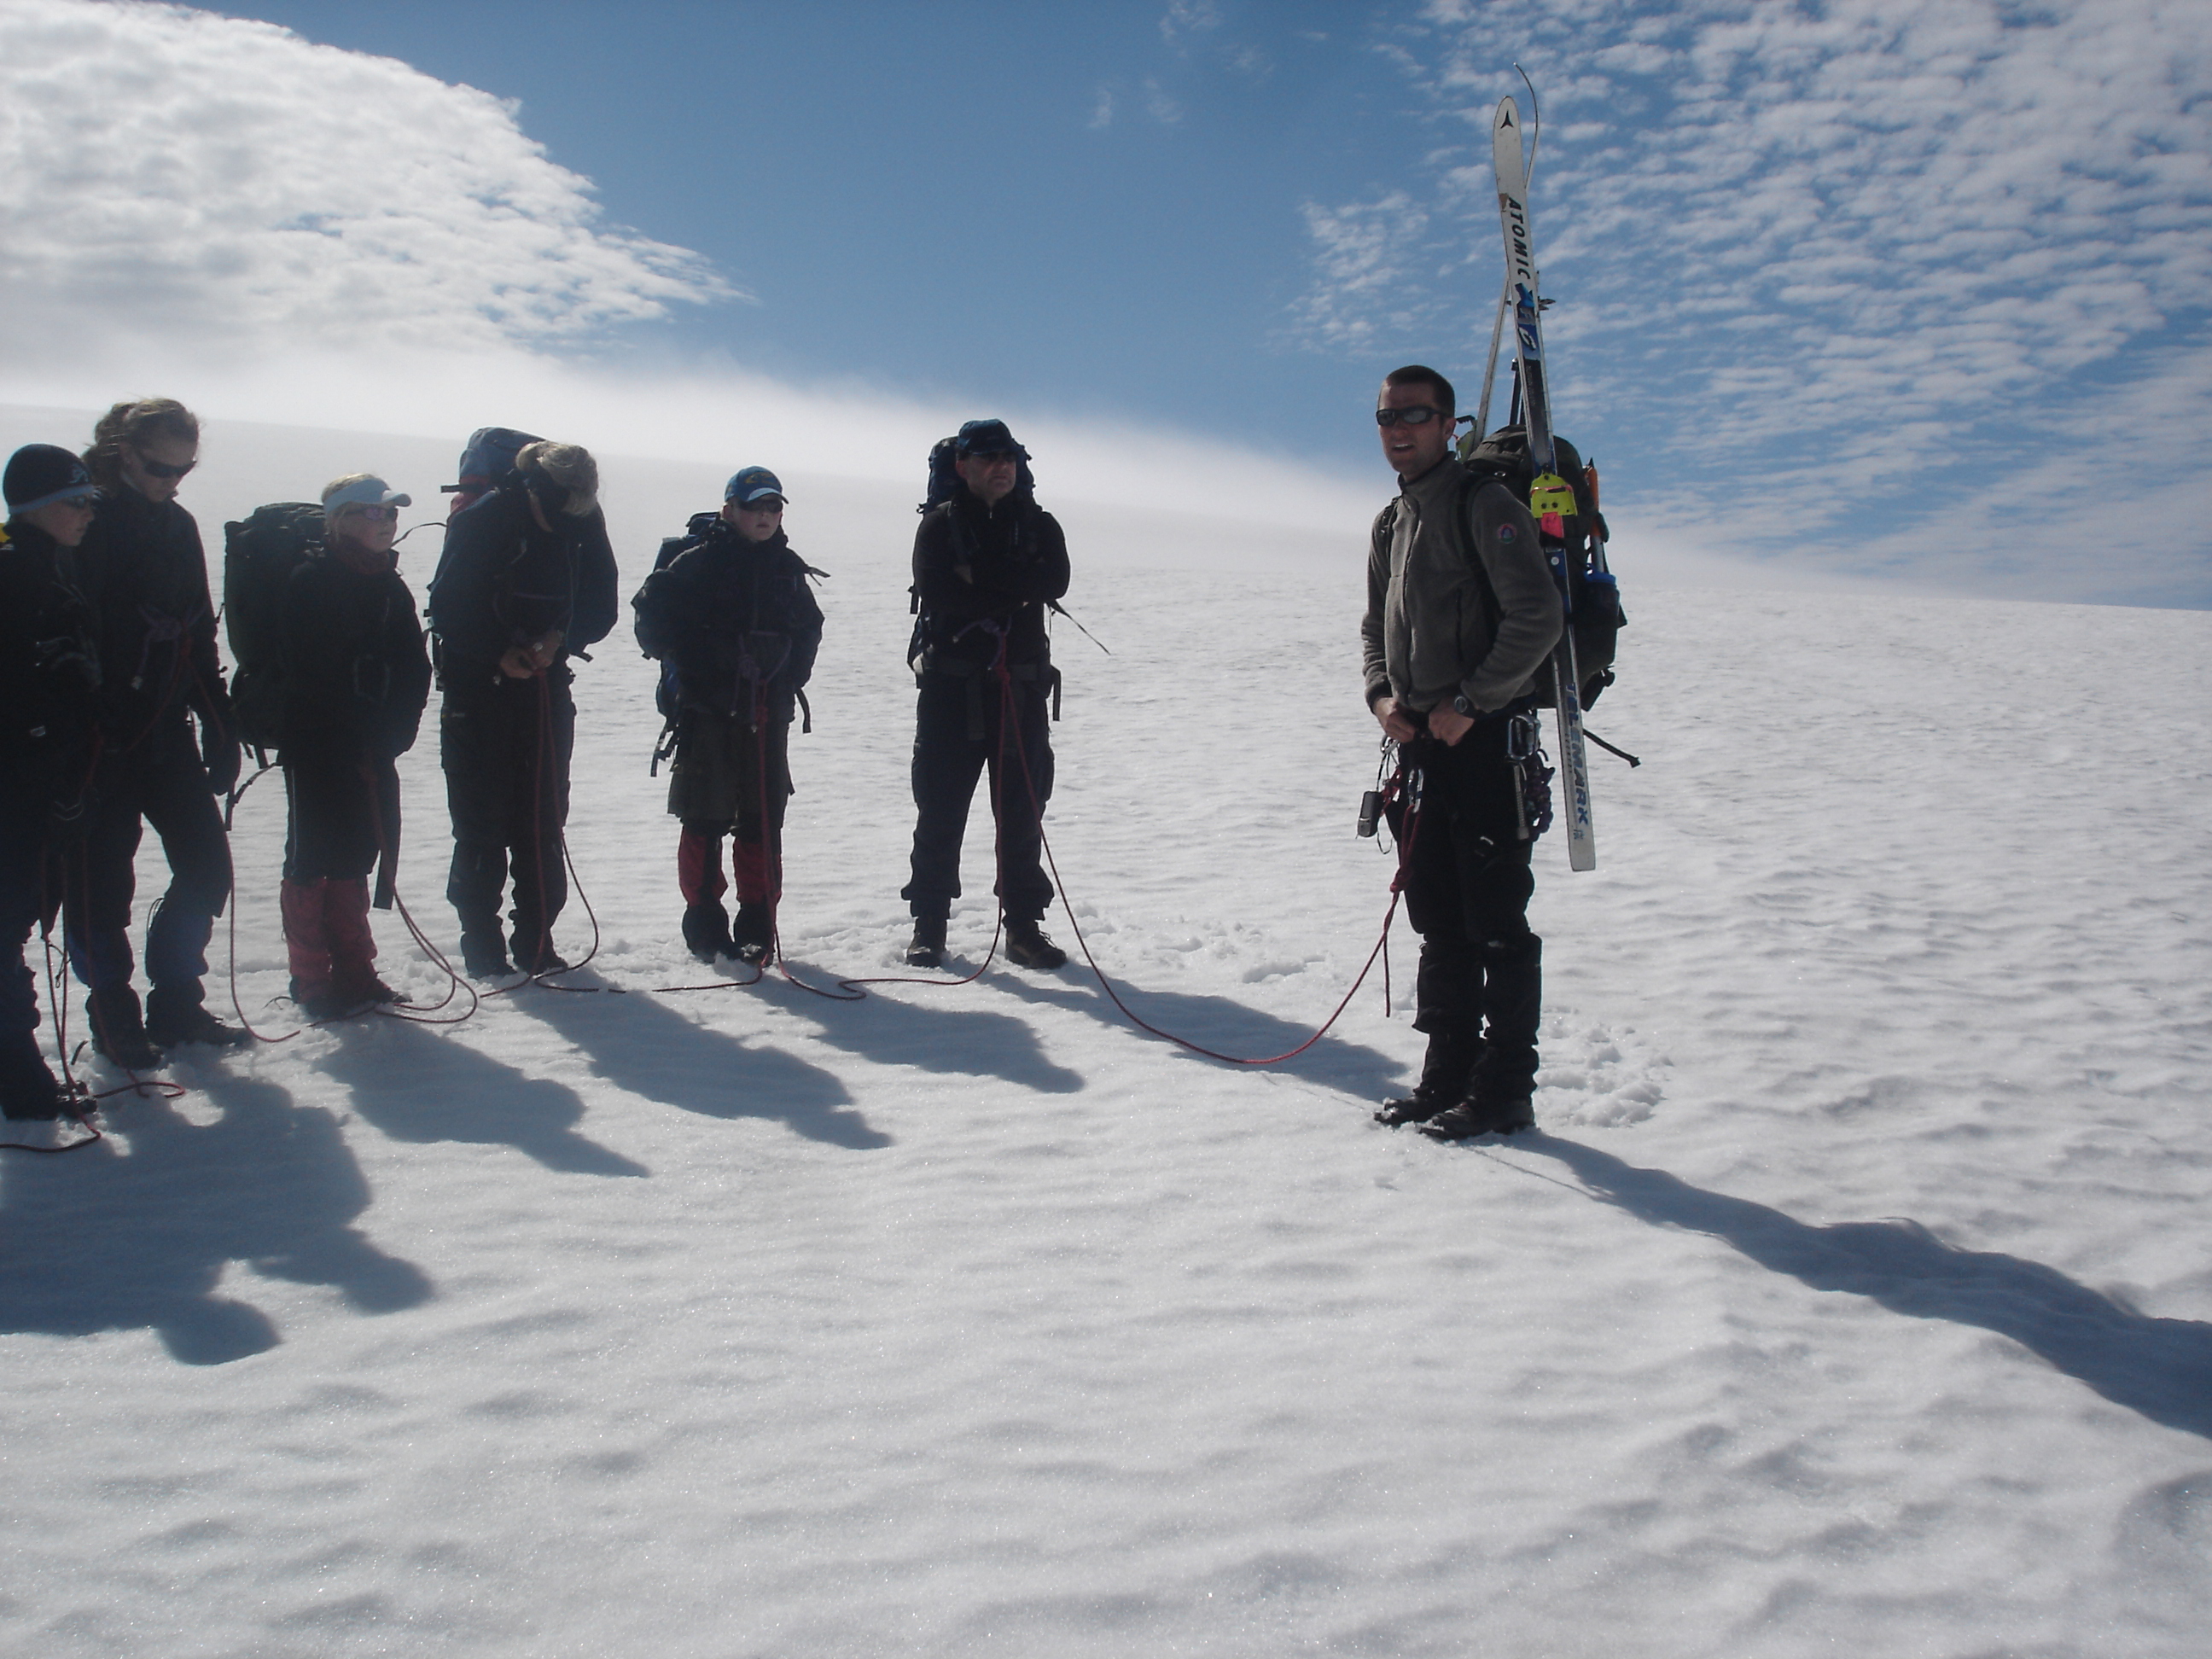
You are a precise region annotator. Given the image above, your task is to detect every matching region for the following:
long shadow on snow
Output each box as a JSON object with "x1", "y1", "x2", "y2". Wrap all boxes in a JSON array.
[
  {"x1": 760, "y1": 969, "x2": 1083, "y2": 1094},
  {"x1": 0, "y1": 1071, "x2": 432, "y2": 1365},
  {"x1": 512, "y1": 979, "x2": 889, "y2": 1150},
  {"x1": 989, "y1": 966, "x2": 1405, "y2": 1103},
  {"x1": 315, "y1": 1016, "x2": 647, "y2": 1177},
  {"x1": 1516, "y1": 1136, "x2": 2212, "y2": 1441}
]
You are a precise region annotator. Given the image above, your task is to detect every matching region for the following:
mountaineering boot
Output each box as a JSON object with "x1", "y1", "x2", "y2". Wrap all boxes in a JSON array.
[
  {"x1": 1376, "y1": 1028, "x2": 1483, "y2": 1127},
  {"x1": 682, "y1": 900, "x2": 733, "y2": 964},
  {"x1": 324, "y1": 877, "x2": 401, "y2": 1008},
  {"x1": 1418, "y1": 1093, "x2": 1536, "y2": 1141},
  {"x1": 145, "y1": 985, "x2": 250, "y2": 1051},
  {"x1": 0, "y1": 1037, "x2": 65, "y2": 1122},
  {"x1": 282, "y1": 877, "x2": 342, "y2": 1016},
  {"x1": 904, "y1": 913, "x2": 947, "y2": 969},
  {"x1": 511, "y1": 928, "x2": 571, "y2": 975},
  {"x1": 1004, "y1": 917, "x2": 1067, "y2": 971},
  {"x1": 731, "y1": 901, "x2": 773, "y2": 966},
  {"x1": 87, "y1": 985, "x2": 162, "y2": 1071}
]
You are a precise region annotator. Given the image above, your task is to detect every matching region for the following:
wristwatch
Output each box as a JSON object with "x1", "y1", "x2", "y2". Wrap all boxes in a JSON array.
[{"x1": 1452, "y1": 694, "x2": 1477, "y2": 718}]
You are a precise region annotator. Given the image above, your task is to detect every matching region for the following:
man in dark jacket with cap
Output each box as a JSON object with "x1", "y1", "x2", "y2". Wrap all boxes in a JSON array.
[
  {"x1": 1362, "y1": 365, "x2": 1562, "y2": 1140},
  {"x1": 901, "y1": 419, "x2": 1069, "y2": 969},
  {"x1": 1, "y1": 446, "x2": 102, "y2": 1117},
  {"x1": 69, "y1": 399, "x2": 247, "y2": 1064},
  {"x1": 426, "y1": 439, "x2": 618, "y2": 977},
  {"x1": 633, "y1": 466, "x2": 824, "y2": 965}
]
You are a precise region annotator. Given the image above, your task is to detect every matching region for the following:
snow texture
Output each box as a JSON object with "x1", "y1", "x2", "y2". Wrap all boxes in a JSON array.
[{"x1": 3, "y1": 410, "x2": 2210, "y2": 1658}]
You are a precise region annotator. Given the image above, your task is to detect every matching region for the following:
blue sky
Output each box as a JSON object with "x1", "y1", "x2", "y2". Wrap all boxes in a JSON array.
[{"x1": 3, "y1": 0, "x2": 2208, "y2": 602}]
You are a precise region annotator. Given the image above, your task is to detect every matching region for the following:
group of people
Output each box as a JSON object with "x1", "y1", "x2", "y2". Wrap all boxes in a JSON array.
[{"x1": 3, "y1": 372, "x2": 1567, "y2": 1142}]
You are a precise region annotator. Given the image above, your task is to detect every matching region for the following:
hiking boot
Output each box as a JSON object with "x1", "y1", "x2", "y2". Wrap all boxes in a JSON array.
[
  {"x1": 731, "y1": 901, "x2": 774, "y2": 966},
  {"x1": 1004, "y1": 919, "x2": 1067, "y2": 971},
  {"x1": 88, "y1": 990, "x2": 163, "y2": 1072},
  {"x1": 905, "y1": 914, "x2": 946, "y2": 969},
  {"x1": 1376, "y1": 1030, "x2": 1483, "y2": 1127},
  {"x1": 514, "y1": 938, "x2": 572, "y2": 975},
  {"x1": 682, "y1": 901, "x2": 733, "y2": 963},
  {"x1": 1418, "y1": 1094, "x2": 1536, "y2": 1141},
  {"x1": 145, "y1": 999, "x2": 252, "y2": 1051},
  {"x1": 0, "y1": 1045, "x2": 65, "y2": 1122},
  {"x1": 461, "y1": 931, "x2": 514, "y2": 979}
]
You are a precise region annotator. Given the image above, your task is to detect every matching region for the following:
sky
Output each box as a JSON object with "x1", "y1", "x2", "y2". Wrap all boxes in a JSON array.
[{"x1": 2, "y1": 0, "x2": 2208, "y2": 602}]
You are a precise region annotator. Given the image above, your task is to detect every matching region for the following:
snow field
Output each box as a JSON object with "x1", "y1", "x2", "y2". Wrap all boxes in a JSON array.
[{"x1": 2, "y1": 411, "x2": 2209, "y2": 1656}]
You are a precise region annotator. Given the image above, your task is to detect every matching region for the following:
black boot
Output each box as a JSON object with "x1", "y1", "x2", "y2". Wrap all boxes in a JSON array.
[
  {"x1": 731, "y1": 901, "x2": 773, "y2": 965},
  {"x1": 682, "y1": 901, "x2": 733, "y2": 963},
  {"x1": 1376, "y1": 1028, "x2": 1482, "y2": 1126},
  {"x1": 1418, "y1": 1093, "x2": 1536, "y2": 1140},
  {"x1": 905, "y1": 913, "x2": 946, "y2": 968},
  {"x1": 144, "y1": 986, "x2": 250, "y2": 1051},
  {"x1": 0, "y1": 1039, "x2": 65, "y2": 1122},
  {"x1": 88, "y1": 986, "x2": 162, "y2": 1071},
  {"x1": 1004, "y1": 917, "x2": 1067, "y2": 970}
]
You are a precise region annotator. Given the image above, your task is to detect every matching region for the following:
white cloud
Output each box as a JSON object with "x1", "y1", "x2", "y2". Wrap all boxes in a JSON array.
[
  {"x1": 1297, "y1": 0, "x2": 2212, "y2": 602},
  {"x1": 1090, "y1": 84, "x2": 1116, "y2": 129},
  {"x1": 1143, "y1": 77, "x2": 1184, "y2": 125},
  {"x1": 0, "y1": 0, "x2": 731, "y2": 369}
]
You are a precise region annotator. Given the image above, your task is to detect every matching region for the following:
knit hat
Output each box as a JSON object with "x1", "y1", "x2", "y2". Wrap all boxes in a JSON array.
[{"x1": 4, "y1": 444, "x2": 97, "y2": 514}]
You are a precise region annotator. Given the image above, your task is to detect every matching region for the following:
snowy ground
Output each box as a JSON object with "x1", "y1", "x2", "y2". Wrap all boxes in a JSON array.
[{"x1": 4, "y1": 411, "x2": 2211, "y2": 1656}]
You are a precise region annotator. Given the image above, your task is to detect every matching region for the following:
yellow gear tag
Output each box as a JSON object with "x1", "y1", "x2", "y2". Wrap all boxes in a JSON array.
[{"x1": 1528, "y1": 473, "x2": 1576, "y2": 521}]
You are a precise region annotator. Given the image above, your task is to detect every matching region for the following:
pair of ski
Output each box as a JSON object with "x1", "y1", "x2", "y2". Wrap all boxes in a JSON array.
[{"x1": 1477, "y1": 95, "x2": 1599, "y2": 872}]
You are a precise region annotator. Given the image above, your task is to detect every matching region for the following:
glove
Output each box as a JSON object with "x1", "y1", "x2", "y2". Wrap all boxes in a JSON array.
[{"x1": 201, "y1": 720, "x2": 242, "y2": 794}]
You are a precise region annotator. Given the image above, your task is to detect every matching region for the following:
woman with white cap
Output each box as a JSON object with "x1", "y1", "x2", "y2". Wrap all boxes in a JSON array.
[{"x1": 272, "y1": 474, "x2": 432, "y2": 1018}]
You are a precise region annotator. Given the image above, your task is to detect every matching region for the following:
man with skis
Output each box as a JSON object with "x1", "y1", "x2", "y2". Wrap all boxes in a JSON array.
[
  {"x1": 632, "y1": 466, "x2": 824, "y2": 967},
  {"x1": 900, "y1": 419, "x2": 1069, "y2": 970},
  {"x1": 426, "y1": 439, "x2": 618, "y2": 978},
  {"x1": 1, "y1": 445, "x2": 103, "y2": 1118},
  {"x1": 1363, "y1": 365, "x2": 1561, "y2": 1139}
]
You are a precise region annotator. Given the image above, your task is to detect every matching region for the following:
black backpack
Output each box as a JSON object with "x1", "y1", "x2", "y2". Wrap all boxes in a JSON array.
[
  {"x1": 1456, "y1": 425, "x2": 1624, "y2": 710},
  {"x1": 918, "y1": 435, "x2": 1035, "y2": 514},
  {"x1": 440, "y1": 426, "x2": 544, "y2": 519},
  {"x1": 647, "y1": 512, "x2": 722, "y2": 720},
  {"x1": 222, "y1": 502, "x2": 325, "y2": 749}
]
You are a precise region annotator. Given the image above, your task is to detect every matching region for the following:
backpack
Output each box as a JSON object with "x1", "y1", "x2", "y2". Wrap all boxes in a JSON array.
[
  {"x1": 647, "y1": 513, "x2": 721, "y2": 720},
  {"x1": 221, "y1": 502, "x2": 325, "y2": 750},
  {"x1": 1455, "y1": 424, "x2": 1624, "y2": 710},
  {"x1": 440, "y1": 426, "x2": 544, "y2": 519}
]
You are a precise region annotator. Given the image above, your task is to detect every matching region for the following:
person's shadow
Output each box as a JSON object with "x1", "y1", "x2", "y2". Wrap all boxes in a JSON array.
[
  {"x1": 316, "y1": 1016, "x2": 649, "y2": 1177},
  {"x1": 0, "y1": 1073, "x2": 432, "y2": 1365},
  {"x1": 760, "y1": 971, "x2": 1084, "y2": 1095},
  {"x1": 511, "y1": 979, "x2": 890, "y2": 1150},
  {"x1": 1515, "y1": 1137, "x2": 2212, "y2": 1441},
  {"x1": 991, "y1": 962, "x2": 1407, "y2": 1102}
]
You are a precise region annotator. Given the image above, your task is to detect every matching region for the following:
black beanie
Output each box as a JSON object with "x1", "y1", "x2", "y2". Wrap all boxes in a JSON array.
[{"x1": 4, "y1": 445, "x2": 97, "y2": 515}]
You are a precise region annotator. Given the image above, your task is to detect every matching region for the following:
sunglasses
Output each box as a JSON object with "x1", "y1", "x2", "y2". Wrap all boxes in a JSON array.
[
  {"x1": 1374, "y1": 406, "x2": 1447, "y2": 428},
  {"x1": 335, "y1": 504, "x2": 401, "y2": 521},
  {"x1": 738, "y1": 498, "x2": 785, "y2": 511},
  {"x1": 134, "y1": 452, "x2": 197, "y2": 479}
]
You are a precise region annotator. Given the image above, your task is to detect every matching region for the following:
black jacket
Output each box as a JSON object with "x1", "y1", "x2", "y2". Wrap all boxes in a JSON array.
[
  {"x1": 911, "y1": 487, "x2": 1068, "y2": 672},
  {"x1": 632, "y1": 518, "x2": 824, "y2": 726},
  {"x1": 75, "y1": 484, "x2": 228, "y2": 748},
  {"x1": 425, "y1": 482, "x2": 619, "y2": 680},
  {"x1": 0, "y1": 518, "x2": 102, "y2": 804},
  {"x1": 278, "y1": 551, "x2": 433, "y2": 761}
]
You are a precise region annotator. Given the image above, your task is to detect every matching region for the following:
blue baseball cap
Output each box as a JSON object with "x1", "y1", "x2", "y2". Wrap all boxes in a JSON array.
[{"x1": 725, "y1": 467, "x2": 787, "y2": 504}]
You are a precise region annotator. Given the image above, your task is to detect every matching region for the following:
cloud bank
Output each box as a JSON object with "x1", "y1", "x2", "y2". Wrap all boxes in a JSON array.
[
  {"x1": 0, "y1": 0, "x2": 1387, "y2": 544},
  {"x1": 1293, "y1": 0, "x2": 2212, "y2": 604}
]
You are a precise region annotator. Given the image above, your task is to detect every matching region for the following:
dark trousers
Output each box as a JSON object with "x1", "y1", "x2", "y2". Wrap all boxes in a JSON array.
[
  {"x1": 64, "y1": 718, "x2": 232, "y2": 1022},
  {"x1": 440, "y1": 668, "x2": 574, "y2": 951},
  {"x1": 283, "y1": 738, "x2": 398, "y2": 885},
  {"x1": 1, "y1": 786, "x2": 64, "y2": 1076},
  {"x1": 1400, "y1": 718, "x2": 1542, "y2": 1100},
  {"x1": 902, "y1": 669, "x2": 1054, "y2": 922}
]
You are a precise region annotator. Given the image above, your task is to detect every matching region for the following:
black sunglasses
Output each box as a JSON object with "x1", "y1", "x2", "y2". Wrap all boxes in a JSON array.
[
  {"x1": 135, "y1": 452, "x2": 197, "y2": 479},
  {"x1": 1374, "y1": 406, "x2": 1447, "y2": 428}
]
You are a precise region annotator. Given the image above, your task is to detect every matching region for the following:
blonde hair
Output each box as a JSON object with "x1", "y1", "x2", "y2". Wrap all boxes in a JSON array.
[
  {"x1": 84, "y1": 398, "x2": 200, "y2": 490},
  {"x1": 515, "y1": 440, "x2": 598, "y2": 515},
  {"x1": 321, "y1": 472, "x2": 380, "y2": 508}
]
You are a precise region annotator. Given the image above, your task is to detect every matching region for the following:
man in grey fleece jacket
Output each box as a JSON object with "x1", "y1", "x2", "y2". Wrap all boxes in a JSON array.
[{"x1": 1360, "y1": 364, "x2": 1562, "y2": 1138}]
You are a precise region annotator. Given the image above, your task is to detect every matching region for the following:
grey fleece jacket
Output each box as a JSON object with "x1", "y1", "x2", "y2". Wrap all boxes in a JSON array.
[{"x1": 1360, "y1": 458, "x2": 1562, "y2": 717}]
